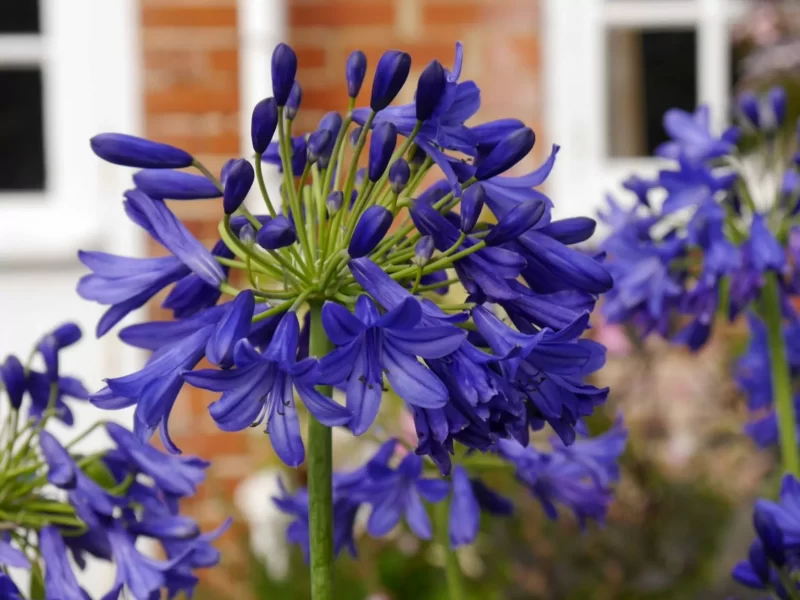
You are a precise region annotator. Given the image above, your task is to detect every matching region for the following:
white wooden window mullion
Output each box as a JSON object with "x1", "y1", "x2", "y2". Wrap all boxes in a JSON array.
[
  {"x1": 0, "y1": 35, "x2": 43, "y2": 66},
  {"x1": 603, "y1": 0, "x2": 700, "y2": 27}
]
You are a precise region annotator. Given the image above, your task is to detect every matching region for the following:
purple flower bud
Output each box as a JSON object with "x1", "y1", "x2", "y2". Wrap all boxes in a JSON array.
[
  {"x1": 319, "y1": 111, "x2": 343, "y2": 138},
  {"x1": 414, "y1": 235, "x2": 435, "y2": 265},
  {"x1": 133, "y1": 169, "x2": 221, "y2": 200},
  {"x1": 0, "y1": 355, "x2": 26, "y2": 410},
  {"x1": 326, "y1": 191, "x2": 343, "y2": 215},
  {"x1": 355, "y1": 167, "x2": 366, "y2": 189},
  {"x1": 239, "y1": 223, "x2": 256, "y2": 245},
  {"x1": 286, "y1": 82, "x2": 303, "y2": 120},
  {"x1": 460, "y1": 184, "x2": 485, "y2": 233},
  {"x1": 371, "y1": 50, "x2": 411, "y2": 112},
  {"x1": 538, "y1": 217, "x2": 596, "y2": 245},
  {"x1": 349, "y1": 205, "x2": 393, "y2": 257},
  {"x1": 307, "y1": 129, "x2": 333, "y2": 165},
  {"x1": 484, "y1": 197, "x2": 546, "y2": 246},
  {"x1": 90, "y1": 133, "x2": 193, "y2": 169},
  {"x1": 368, "y1": 122, "x2": 398, "y2": 181},
  {"x1": 475, "y1": 127, "x2": 536, "y2": 181},
  {"x1": 251, "y1": 97, "x2": 279, "y2": 154},
  {"x1": 220, "y1": 159, "x2": 236, "y2": 186},
  {"x1": 256, "y1": 215, "x2": 296, "y2": 249},
  {"x1": 415, "y1": 60, "x2": 446, "y2": 121},
  {"x1": 346, "y1": 50, "x2": 368, "y2": 98},
  {"x1": 223, "y1": 159, "x2": 255, "y2": 214},
  {"x1": 271, "y1": 43, "x2": 298, "y2": 106},
  {"x1": 389, "y1": 159, "x2": 410, "y2": 193},
  {"x1": 350, "y1": 126, "x2": 363, "y2": 148},
  {"x1": 754, "y1": 504, "x2": 785, "y2": 566},
  {"x1": 768, "y1": 86, "x2": 787, "y2": 128},
  {"x1": 738, "y1": 91, "x2": 760, "y2": 128}
]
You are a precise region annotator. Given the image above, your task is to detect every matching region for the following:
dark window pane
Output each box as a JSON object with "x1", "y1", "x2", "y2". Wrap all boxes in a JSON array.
[
  {"x1": 0, "y1": 1, "x2": 40, "y2": 34},
  {"x1": 607, "y1": 28, "x2": 697, "y2": 157},
  {"x1": 0, "y1": 69, "x2": 45, "y2": 190}
]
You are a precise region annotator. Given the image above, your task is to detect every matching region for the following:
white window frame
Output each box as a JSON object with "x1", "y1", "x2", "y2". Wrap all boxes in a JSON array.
[
  {"x1": 0, "y1": 0, "x2": 140, "y2": 262},
  {"x1": 543, "y1": 0, "x2": 751, "y2": 226},
  {"x1": 238, "y1": 0, "x2": 286, "y2": 210}
]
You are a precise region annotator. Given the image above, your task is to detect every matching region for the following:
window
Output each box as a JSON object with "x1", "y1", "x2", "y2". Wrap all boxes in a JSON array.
[
  {"x1": 0, "y1": 0, "x2": 141, "y2": 261},
  {"x1": 543, "y1": 0, "x2": 751, "y2": 228}
]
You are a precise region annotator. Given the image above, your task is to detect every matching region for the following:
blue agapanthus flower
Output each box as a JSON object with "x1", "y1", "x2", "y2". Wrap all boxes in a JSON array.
[
  {"x1": 0, "y1": 322, "x2": 226, "y2": 600},
  {"x1": 84, "y1": 40, "x2": 625, "y2": 586},
  {"x1": 733, "y1": 474, "x2": 800, "y2": 598}
]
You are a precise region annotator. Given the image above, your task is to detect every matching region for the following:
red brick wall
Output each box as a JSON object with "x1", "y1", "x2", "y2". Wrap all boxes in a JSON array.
[{"x1": 140, "y1": 0, "x2": 542, "y2": 595}]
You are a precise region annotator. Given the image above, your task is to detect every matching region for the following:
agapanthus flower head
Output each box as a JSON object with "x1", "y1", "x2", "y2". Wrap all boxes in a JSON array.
[
  {"x1": 83, "y1": 42, "x2": 619, "y2": 580},
  {"x1": 601, "y1": 85, "x2": 800, "y2": 354},
  {"x1": 0, "y1": 323, "x2": 226, "y2": 599}
]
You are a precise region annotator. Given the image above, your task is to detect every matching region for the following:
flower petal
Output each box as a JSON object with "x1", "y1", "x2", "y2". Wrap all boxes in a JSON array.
[{"x1": 383, "y1": 343, "x2": 448, "y2": 408}]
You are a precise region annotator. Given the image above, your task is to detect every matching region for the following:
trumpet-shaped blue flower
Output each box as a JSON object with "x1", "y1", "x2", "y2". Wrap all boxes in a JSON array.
[
  {"x1": 184, "y1": 312, "x2": 350, "y2": 466},
  {"x1": 656, "y1": 105, "x2": 739, "y2": 163},
  {"x1": 497, "y1": 419, "x2": 626, "y2": 527},
  {"x1": 318, "y1": 296, "x2": 464, "y2": 435}
]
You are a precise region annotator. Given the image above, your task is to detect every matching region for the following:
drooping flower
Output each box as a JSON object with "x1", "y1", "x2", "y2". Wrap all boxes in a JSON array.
[
  {"x1": 185, "y1": 312, "x2": 350, "y2": 466},
  {"x1": 318, "y1": 296, "x2": 464, "y2": 435}
]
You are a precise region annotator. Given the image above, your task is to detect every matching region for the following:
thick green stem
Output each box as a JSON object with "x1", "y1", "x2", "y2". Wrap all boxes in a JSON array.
[
  {"x1": 762, "y1": 272, "x2": 800, "y2": 477},
  {"x1": 307, "y1": 302, "x2": 335, "y2": 599},
  {"x1": 435, "y1": 499, "x2": 465, "y2": 600}
]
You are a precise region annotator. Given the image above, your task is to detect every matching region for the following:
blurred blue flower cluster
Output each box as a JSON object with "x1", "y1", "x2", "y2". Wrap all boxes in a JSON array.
[{"x1": 0, "y1": 324, "x2": 225, "y2": 599}]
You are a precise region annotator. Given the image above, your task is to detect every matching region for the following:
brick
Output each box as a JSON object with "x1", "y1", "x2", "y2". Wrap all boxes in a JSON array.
[
  {"x1": 290, "y1": 1, "x2": 395, "y2": 28},
  {"x1": 208, "y1": 48, "x2": 238, "y2": 71},
  {"x1": 295, "y1": 45, "x2": 328, "y2": 69},
  {"x1": 142, "y1": 6, "x2": 237, "y2": 27},
  {"x1": 422, "y1": 3, "x2": 485, "y2": 26},
  {"x1": 146, "y1": 85, "x2": 240, "y2": 114}
]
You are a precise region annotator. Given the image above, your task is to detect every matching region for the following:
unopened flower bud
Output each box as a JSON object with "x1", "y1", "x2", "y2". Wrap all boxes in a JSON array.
[
  {"x1": 239, "y1": 223, "x2": 256, "y2": 246},
  {"x1": 90, "y1": 133, "x2": 193, "y2": 169},
  {"x1": 326, "y1": 191, "x2": 343, "y2": 215},
  {"x1": 414, "y1": 236, "x2": 435, "y2": 266},
  {"x1": 286, "y1": 82, "x2": 303, "y2": 121},
  {"x1": 389, "y1": 159, "x2": 410, "y2": 193},
  {"x1": 271, "y1": 43, "x2": 298, "y2": 106},
  {"x1": 133, "y1": 170, "x2": 221, "y2": 200},
  {"x1": 415, "y1": 60, "x2": 446, "y2": 122},
  {"x1": 460, "y1": 184, "x2": 485, "y2": 233},
  {"x1": 350, "y1": 126, "x2": 363, "y2": 148},
  {"x1": 223, "y1": 159, "x2": 255, "y2": 215},
  {"x1": 368, "y1": 122, "x2": 397, "y2": 182},
  {"x1": 256, "y1": 215, "x2": 296, "y2": 249},
  {"x1": 475, "y1": 127, "x2": 535, "y2": 181},
  {"x1": 251, "y1": 97, "x2": 279, "y2": 154},
  {"x1": 346, "y1": 50, "x2": 367, "y2": 99},
  {"x1": 307, "y1": 129, "x2": 332, "y2": 165},
  {"x1": 371, "y1": 50, "x2": 411, "y2": 112},
  {"x1": 349, "y1": 206, "x2": 393, "y2": 258}
]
